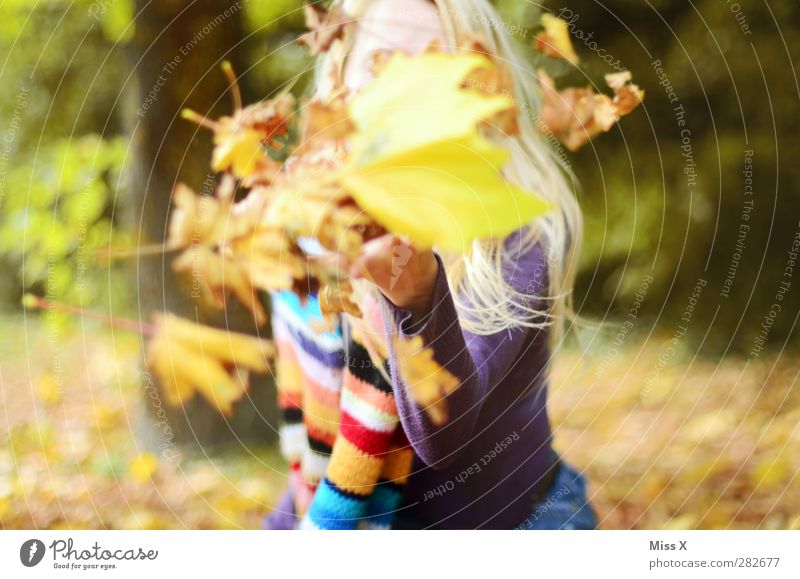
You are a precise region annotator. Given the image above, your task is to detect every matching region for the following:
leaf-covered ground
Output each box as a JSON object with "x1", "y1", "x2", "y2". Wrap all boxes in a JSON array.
[
  {"x1": 1, "y1": 318, "x2": 798, "y2": 529},
  {"x1": 552, "y1": 334, "x2": 800, "y2": 530},
  {"x1": 0, "y1": 318, "x2": 285, "y2": 530}
]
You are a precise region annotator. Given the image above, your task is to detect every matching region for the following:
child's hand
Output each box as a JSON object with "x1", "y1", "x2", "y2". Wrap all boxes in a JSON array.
[{"x1": 349, "y1": 235, "x2": 439, "y2": 324}]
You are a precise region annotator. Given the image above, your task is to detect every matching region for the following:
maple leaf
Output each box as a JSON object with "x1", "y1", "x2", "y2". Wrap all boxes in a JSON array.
[
  {"x1": 168, "y1": 183, "x2": 227, "y2": 249},
  {"x1": 211, "y1": 127, "x2": 266, "y2": 178},
  {"x1": 172, "y1": 245, "x2": 268, "y2": 326},
  {"x1": 346, "y1": 52, "x2": 510, "y2": 161},
  {"x1": 343, "y1": 134, "x2": 550, "y2": 251},
  {"x1": 395, "y1": 335, "x2": 460, "y2": 425},
  {"x1": 147, "y1": 313, "x2": 276, "y2": 415},
  {"x1": 183, "y1": 91, "x2": 294, "y2": 182},
  {"x1": 534, "y1": 14, "x2": 579, "y2": 65},
  {"x1": 229, "y1": 226, "x2": 309, "y2": 293},
  {"x1": 337, "y1": 51, "x2": 550, "y2": 252},
  {"x1": 537, "y1": 70, "x2": 644, "y2": 151}
]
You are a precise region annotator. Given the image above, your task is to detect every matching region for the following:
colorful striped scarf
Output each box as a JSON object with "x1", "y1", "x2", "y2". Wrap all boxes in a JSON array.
[{"x1": 271, "y1": 289, "x2": 413, "y2": 529}]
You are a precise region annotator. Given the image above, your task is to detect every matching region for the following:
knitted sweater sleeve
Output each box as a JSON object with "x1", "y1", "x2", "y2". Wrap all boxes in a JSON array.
[
  {"x1": 301, "y1": 311, "x2": 414, "y2": 530},
  {"x1": 382, "y1": 237, "x2": 550, "y2": 469}
]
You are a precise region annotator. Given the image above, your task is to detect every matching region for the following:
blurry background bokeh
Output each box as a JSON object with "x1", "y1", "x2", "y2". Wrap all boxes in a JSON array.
[{"x1": 0, "y1": 0, "x2": 798, "y2": 529}]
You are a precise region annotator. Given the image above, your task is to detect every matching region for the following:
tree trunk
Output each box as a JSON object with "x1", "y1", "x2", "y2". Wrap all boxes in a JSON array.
[{"x1": 128, "y1": 0, "x2": 278, "y2": 453}]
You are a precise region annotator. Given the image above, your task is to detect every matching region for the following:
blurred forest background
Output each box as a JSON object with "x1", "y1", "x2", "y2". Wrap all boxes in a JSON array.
[{"x1": 1, "y1": 0, "x2": 798, "y2": 529}]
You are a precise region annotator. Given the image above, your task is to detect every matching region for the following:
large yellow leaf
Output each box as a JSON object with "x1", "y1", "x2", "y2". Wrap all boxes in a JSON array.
[
  {"x1": 339, "y1": 51, "x2": 550, "y2": 251},
  {"x1": 346, "y1": 52, "x2": 511, "y2": 162},
  {"x1": 341, "y1": 134, "x2": 551, "y2": 252}
]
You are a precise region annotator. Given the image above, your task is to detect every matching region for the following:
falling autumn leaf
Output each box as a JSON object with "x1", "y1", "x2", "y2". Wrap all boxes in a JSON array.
[
  {"x1": 605, "y1": 71, "x2": 645, "y2": 115},
  {"x1": 395, "y1": 335, "x2": 460, "y2": 425},
  {"x1": 534, "y1": 14, "x2": 580, "y2": 65},
  {"x1": 172, "y1": 245, "x2": 269, "y2": 326},
  {"x1": 537, "y1": 69, "x2": 644, "y2": 151},
  {"x1": 146, "y1": 312, "x2": 276, "y2": 415},
  {"x1": 338, "y1": 51, "x2": 550, "y2": 252}
]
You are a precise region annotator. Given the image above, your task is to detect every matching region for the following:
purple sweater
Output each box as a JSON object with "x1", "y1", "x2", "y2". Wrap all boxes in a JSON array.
[
  {"x1": 264, "y1": 232, "x2": 554, "y2": 530},
  {"x1": 382, "y1": 234, "x2": 554, "y2": 529}
]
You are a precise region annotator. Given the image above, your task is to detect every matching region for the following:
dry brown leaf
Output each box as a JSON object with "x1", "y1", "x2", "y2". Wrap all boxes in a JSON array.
[
  {"x1": 172, "y1": 245, "x2": 268, "y2": 326},
  {"x1": 460, "y1": 34, "x2": 519, "y2": 135},
  {"x1": 168, "y1": 184, "x2": 227, "y2": 249},
  {"x1": 537, "y1": 70, "x2": 644, "y2": 151},
  {"x1": 606, "y1": 71, "x2": 645, "y2": 116},
  {"x1": 298, "y1": 3, "x2": 349, "y2": 56}
]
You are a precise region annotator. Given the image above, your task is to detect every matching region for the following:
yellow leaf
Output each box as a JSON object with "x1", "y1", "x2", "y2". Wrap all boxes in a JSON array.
[
  {"x1": 338, "y1": 51, "x2": 549, "y2": 251},
  {"x1": 147, "y1": 313, "x2": 276, "y2": 415},
  {"x1": 129, "y1": 452, "x2": 158, "y2": 483},
  {"x1": 347, "y1": 51, "x2": 511, "y2": 162},
  {"x1": 342, "y1": 134, "x2": 550, "y2": 252},
  {"x1": 534, "y1": 14, "x2": 580, "y2": 65},
  {"x1": 395, "y1": 335, "x2": 460, "y2": 425},
  {"x1": 212, "y1": 128, "x2": 266, "y2": 179}
]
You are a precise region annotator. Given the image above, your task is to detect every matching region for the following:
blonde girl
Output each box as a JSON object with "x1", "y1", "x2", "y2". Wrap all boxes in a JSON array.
[{"x1": 264, "y1": 0, "x2": 596, "y2": 530}]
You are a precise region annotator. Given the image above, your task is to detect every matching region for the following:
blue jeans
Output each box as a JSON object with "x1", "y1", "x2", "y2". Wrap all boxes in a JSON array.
[
  {"x1": 517, "y1": 457, "x2": 598, "y2": 530},
  {"x1": 389, "y1": 455, "x2": 598, "y2": 530}
]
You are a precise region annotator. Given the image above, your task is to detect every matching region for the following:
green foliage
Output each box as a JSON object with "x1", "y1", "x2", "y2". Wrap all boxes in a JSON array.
[
  {"x1": 0, "y1": 135, "x2": 131, "y2": 310},
  {"x1": 95, "y1": 0, "x2": 136, "y2": 43},
  {"x1": 243, "y1": 0, "x2": 312, "y2": 93},
  {"x1": 0, "y1": 1, "x2": 134, "y2": 314},
  {"x1": 244, "y1": 0, "x2": 305, "y2": 35}
]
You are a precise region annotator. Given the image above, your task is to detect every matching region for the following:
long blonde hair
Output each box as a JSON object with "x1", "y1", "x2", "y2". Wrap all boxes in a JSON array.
[{"x1": 317, "y1": 0, "x2": 582, "y2": 347}]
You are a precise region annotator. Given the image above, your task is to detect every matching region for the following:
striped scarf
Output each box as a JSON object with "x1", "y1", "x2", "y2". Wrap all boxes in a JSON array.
[{"x1": 271, "y1": 289, "x2": 413, "y2": 529}]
